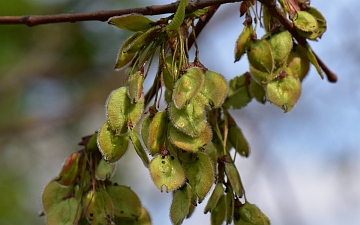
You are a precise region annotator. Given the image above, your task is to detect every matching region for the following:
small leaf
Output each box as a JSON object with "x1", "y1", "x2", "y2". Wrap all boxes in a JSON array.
[
  {"x1": 169, "y1": 96, "x2": 206, "y2": 137},
  {"x1": 55, "y1": 152, "x2": 80, "y2": 186},
  {"x1": 83, "y1": 189, "x2": 114, "y2": 225},
  {"x1": 266, "y1": 74, "x2": 301, "y2": 112},
  {"x1": 172, "y1": 66, "x2": 204, "y2": 109},
  {"x1": 129, "y1": 129, "x2": 150, "y2": 167},
  {"x1": 249, "y1": 64, "x2": 281, "y2": 85},
  {"x1": 186, "y1": 7, "x2": 209, "y2": 18},
  {"x1": 106, "y1": 183, "x2": 142, "y2": 220},
  {"x1": 250, "y1": 78, "x2": 266, "y2": 104},
  {"x1": 113, "y1": 207, "x2": 151, "y2": 225},
  {"x1": 247, "y1": 39, "x2": 274, "y2": 73},
  {"x1": 225, "y1": 185, "x2": 234, "y2": 224},
  {"x1": 108, "y1": 14, "x2": 154, "y2": 32},
  {"x1": 162, "y1": 55, "x2": 179, "y2": 91},
  {"x1": 124, "y1": 26, "x2": 160, "y2": 54},
  {"x1": 149, "y1": 155, "x2": 186, "y2": 192},
  {"x1": 211, "y1": 195, "x2": 226, "y2": 225},
  {"x1": 97, "y1": 122, "x2": 129, "y2": 163},
  {"x1": 42, "y1": 180, "x2": 73, "y2": 213},
  {"x1": 95, "y1": 158, "x2": 116, "y2": 180},
  {"x1": 225, "y1": 161, "x2": 243, "y2": 197},
  {"x1": 128, "y1": 93, "x2": 145, "y2": 128},
  {"x1": 170, "y1": 183, "x2": 192, "y2": 225},
  {"x1": 169, "y1": 123, "x2": 212, "y2": 153},
  {"x1": 223, "y1": 74, "x2": 253, "y2": 109},
  {"x1": 287, "y1": 44, "x2": 310, "y2": 81},
  {"x1": 115, "y1": 32, "x2": 141, "y2": 69},
  {"x1": 305, "y1": 43, "x2": 323, "y2": 79},
  {"x1": 234, "y1": 201, "x2": 270, "y2": 225},
  {"x1": 266, "y1": 29, "x2": 293, "y2": 67},
  {"x1": 46, "y1": 198, "x2": 81, "y2": 225},
  {"x1": 200, "y1": 70, "x2": 228, "y2": 108},
  {"x1": 183, "y1": 152, "x2": 214, "y2": 203},
  {"x1": 235, "y1": 25, "x2": 252, "y2": 62},
  {"x1": 227, "y1": 123, "x2": 250, "y2": 157},
  {"x1": 166, "y1": 0, "x2": 188, "y2": 32},
  {"x1": 204, "y1": 183, "x2": 225, "y2": 214},
  {"x1": 141, "y1": 114, "x2": 152, "y2": 150},
  {"x1": 128, "y1": 71, "x2": 144, "y2": 103},
  {"x1": 148, "y1": 111, "x2": 168, "y2": 155},
  {"x1": 293, "y1": 11, "x2": 318, "y2": 32}
]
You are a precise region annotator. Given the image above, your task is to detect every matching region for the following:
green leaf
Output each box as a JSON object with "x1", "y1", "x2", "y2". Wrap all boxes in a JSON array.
[
  {"x1": 199, "y1": 70, "x2": 229, "y2": 108},
  {"x1": 225, "y1": 185, "x2": 234, "y2": 224},
  {"x1": 141, "y1": 114, "x2": 152, "y2": 151},
  {"x1": 305, "y1": 43, "x2": 323, "y2": 79},
  {"x1": 204, "y1": 183, "x2": 225, "y2": 214},
  {"x1": 166, "y1": 0, "x2": 188, "y2": 32},
  {"x1": 293, "y1": 11, "x2": 318, "y2": 32},
  {"x1": 149, "y1": 155, "x2": 186, "y2": 192},
  {"x1": 173, "y1": 66, "x2": 204, "y2": 109},
  {"x1": 83, "y1": 189, "x2": 114, "y2": 224},
  {"x1": 55, "y1": 152, "x2": 80, "y2": 186},
  {"x1": 225, "y1": 161, "x2": 243, "y2": 197},
  {"x1": 186, "y1": 7, "x2": 209, "y2": 18},
  {"x1": 183, "y1": 152, "x2": 214, "y2": 203},
  {"x1": 247, "y1": 39, "x2": 274, "y2": 73},
  {"x1": 123, "y1": 26, "x2": 160, "y2": 54},
  {"x1": 42, "y1": 180, "x2": 73, "y2": 213},
  {"x1": 128, "y1": 71, "x2": 144, "y2": 103},
  {"x1": 211, "y1": 195, "x2": 226, "y2": 225},
  {"x1": 234, "y1": 201, "x2": 270, "y2": 225},
  {"x1": 250, "y1": 78, "x2": 266, "y2": 104},
  {"x1": 228, "y1": 123, "x2": 250, "y2": 157},
  {"x1": 162, "y1": 55, "x2": 179, "y2": 91},
  {"x1": 235, "y1": 25, "x2": 252, "y2": 62},
  {"x1": 266, "y1": 74, "x2": 302, "y2": 112},
  {"x1": 287, "y1": 44, "x2": 310, "y2": 81},
  {"x1": 266, "y1": 29, "x2": 293, "y2": 67},
  {"x1": 169, "y1": 96, "x2": 206, "y2": 137},
  {"x1": 108, "y1": 14, "x2": 154, "y2": 32},
  {"x1": 128, "y1": 92, "x2": 145, "y2": 127},
  {"x1": 170, "y1": 183, "x2": 192, "y2": 225},
  {"x1": 148, "y1": 111, "x2": 168, "y2": 155},
  {"x1": 95, "y1": 158, "x2": 116, "y2": 180},
  {"x1": 223, "y1": 74, "x2": 253, "y2": 109},
  {"x1": 129, "y1": 129, "x2": 150, "y2": 167},
  {"x1": 169, "y1": 123, "x2": 212, "y2": 153},
  {"x1": 97, "y1": 122, "x2": 129, "y2": 163},
  {"x1": 46, "y1": 198, "x2": 81, "y2": 225},
  {"x1": 106, "y1": 183, "x2": 142, "y2": 220},
  {"x1": 115, "y1": 32, "x2": 141, "y2": 69},
  {"x1": 113, "y1": 207, "x2": 151, "y2": 225}
]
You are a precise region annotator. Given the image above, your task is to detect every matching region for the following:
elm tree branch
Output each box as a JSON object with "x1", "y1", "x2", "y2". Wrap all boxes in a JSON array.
[
  {"x1": 0, "y1": 0, "x2": 240, "y2": 27},
  {"x1": 0, "y1": 0, "x2": 336, "y2": 82}
]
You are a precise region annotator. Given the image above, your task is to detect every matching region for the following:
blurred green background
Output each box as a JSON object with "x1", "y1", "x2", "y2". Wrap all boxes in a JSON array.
[{"x1": 1, "y1": 1, "x2": 360, "y2": 225}]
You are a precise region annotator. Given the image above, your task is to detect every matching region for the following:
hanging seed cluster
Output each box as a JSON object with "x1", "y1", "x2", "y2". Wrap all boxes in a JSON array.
[
  {"x1": 41, "y1": 1, "x2": 329, "y2": 224},
  {"x1": 40, "y1": 135, "x2": 150, "y2": 225}
]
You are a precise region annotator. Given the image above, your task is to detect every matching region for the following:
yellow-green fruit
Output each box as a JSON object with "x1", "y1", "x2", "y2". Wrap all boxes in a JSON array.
[
  {"x1": 266, "y1": 75, "x2": 301, "y2": 113},
  {"x1": 267, "y1": 30, "x2": 293, "y2": 67},
  {"x1": 162, "y1": 55, "x2": 179, "y2": 91},
  {"x1": 287, "y1": 44, "x2": 310, "y2": 81},
  {"x1": 83, "y1": 189, "x2": 114, "y2": 225},
  {"x1": 247, "y1": 39, "x2": 274, "y2": 74}
]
